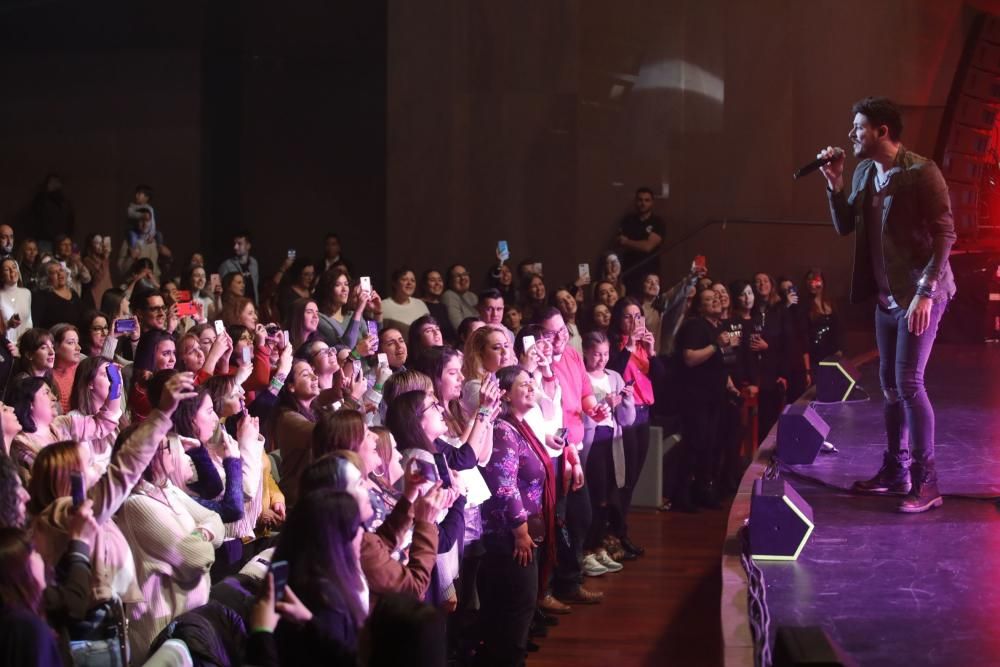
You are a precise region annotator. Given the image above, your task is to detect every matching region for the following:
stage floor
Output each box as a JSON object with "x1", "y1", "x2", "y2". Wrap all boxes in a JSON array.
[{"x1": 759, "y1": 344, "x2": 1000, "y2": 666}]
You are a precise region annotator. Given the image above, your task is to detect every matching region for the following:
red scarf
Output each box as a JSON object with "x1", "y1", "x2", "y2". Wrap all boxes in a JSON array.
[{"x1": 504, "y1": 414, "x2": 557, "y2": 592}]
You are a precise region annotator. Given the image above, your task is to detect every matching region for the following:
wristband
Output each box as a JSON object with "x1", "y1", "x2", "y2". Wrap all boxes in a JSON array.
[
  {"x1": 350, "y1": 349, "x2": 362, "y2": 361},
  {"x1": 251, "y1": 627, "x2": 274, "y2": 635},
  {"x1": 373, "y1": 383, "x2": 384, "y2": 392}
]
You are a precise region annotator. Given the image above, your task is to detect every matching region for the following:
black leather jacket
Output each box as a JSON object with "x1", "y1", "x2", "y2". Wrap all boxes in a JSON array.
[{"x1": 828, "y1": 146, "x2": 956, "y2": 309}]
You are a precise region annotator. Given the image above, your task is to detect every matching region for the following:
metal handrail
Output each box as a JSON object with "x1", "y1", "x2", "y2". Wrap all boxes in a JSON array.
[{"x1": 621, "y1": 217, "x2": 832, "y2": 280}]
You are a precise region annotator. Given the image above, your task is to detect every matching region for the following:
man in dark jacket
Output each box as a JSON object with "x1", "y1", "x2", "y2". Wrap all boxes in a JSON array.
[{"x1": 817, "y1": 96, "x2": 956, "y2": 513}]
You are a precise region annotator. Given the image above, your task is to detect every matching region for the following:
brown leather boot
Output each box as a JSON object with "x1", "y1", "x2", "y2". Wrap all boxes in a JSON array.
[
  {"x1": 852, "y1": 451, "x2": 911, "y2": 495},
  {"x1": 898, "y1": 459, "x2": 943, "y2": 513}
]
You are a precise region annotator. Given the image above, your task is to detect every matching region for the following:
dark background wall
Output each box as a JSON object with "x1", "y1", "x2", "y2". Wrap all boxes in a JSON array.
[
  {"x1": 0, "y1": 0, "x2": 385, "y2": 281},
  {"x1": 2, "y1": 0, "x2": 1000, "y2": 334},
  {"x1": 387, "y1": 0, "x2": 1000, "y2": 330}
]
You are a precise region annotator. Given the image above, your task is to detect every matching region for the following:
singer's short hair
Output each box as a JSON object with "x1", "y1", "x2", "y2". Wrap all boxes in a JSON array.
[
  {"x1": 851, "y1": 97, "x2": 903, "y2": 141},
  {"x1": 635, "y1": 186, "x2": 655, "y2": 199}
]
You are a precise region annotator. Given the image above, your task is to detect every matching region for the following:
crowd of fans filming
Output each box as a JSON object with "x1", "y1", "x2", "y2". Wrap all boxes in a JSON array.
[{"x1": 0, "y1": 182, "x2": 845, "y2": 666}]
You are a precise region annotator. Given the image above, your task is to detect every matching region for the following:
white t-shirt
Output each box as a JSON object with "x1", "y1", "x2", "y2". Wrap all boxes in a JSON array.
[{"x1": 380, "y1": 297, "x2": 430, "y2": 339}]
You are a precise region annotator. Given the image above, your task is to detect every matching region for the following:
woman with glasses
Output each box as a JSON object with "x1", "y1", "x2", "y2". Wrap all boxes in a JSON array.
[
  {"x1": 382, "y1": 267, "x2": 430, "y2": 340},
  {"x1": 385, "y1": 390, "x2": 471, "y2": 610},
  {"x1": 419, "y1": 269, "x2": 456, "y2": 344},
  {"x1": 606, "y1": 297, "x2": 661, "y2": 558},
  {"x1": 441, "y1": 264, "x2": 478, "y2": 331},
  {"x1": 27, "y1": 373, "x2": 191, "y2": 666},
  {"x1": 0, "y1": 257, "x2": 31, "y2": 344},
  {"x1": 478, "y1": 365, "x2": 556, "y2": 666},
  {"x1": 79, "y1": 311, "x2": 110, "y2": 359},
  {"x1": 299, "y1": 338, "x2": 341, "y2": 396}
]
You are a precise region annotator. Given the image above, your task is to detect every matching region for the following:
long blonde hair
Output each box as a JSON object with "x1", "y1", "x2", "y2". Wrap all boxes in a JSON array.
[{"x1": 461, "y1": 325, "x2": 505, "y2": 382}]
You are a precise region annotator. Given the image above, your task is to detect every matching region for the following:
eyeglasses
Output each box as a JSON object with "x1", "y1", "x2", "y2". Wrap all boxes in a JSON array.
[
  {"x1": 541, "y1": 326, "x2": 568, "y2": 341},
  {"x1": 239, "y1": 334, "x2": 254, "y2": 343},
  {"x1": 90, "y1": 325, "x2": 109, "y2": 332},
  {"x1": 419, "y1": 400, "x2": 445, "y2": 416},
  {"x1": 310, "y1": 346, "x2": 336, "y2": 360},
  {"x1": 147, "y1": 305, "x2": 167, "y2": 314}
]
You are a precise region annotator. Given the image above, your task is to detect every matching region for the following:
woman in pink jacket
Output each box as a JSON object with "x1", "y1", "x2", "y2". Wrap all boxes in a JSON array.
[{"x1": 28, "y1": 373, "x2": 196, "y2": 666}]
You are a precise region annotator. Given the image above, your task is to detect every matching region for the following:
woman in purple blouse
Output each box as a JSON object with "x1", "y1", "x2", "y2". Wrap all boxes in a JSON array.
[{"x1": 478, "y1": 365, "x2": 556, "y2": 667}]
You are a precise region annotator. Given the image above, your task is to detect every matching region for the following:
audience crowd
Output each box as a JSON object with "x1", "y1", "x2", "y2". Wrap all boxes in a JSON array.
[{"x1": 0, "y1": 182, "x2": 845, "y2": 666}]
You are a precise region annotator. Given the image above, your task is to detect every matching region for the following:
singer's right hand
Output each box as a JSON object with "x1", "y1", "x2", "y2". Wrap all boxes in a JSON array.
[{"x1": 817, "y1": 146, "x2": 845, "y2": 192}]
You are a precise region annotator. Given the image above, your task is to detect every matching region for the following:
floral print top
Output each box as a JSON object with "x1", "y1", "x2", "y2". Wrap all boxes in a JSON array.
[{"x1": 480, "y1": 418, "x2": 547, "y2": 534}]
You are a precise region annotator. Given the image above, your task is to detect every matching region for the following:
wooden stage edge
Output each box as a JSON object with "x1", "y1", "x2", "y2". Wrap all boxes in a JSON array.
[{"x1": 719, "y1": 349, "x2": 878, "y2": 667}]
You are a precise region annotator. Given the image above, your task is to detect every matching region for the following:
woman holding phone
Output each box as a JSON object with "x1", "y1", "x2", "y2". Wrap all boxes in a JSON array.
[
  {"x1": 0, "y1": 257, "x2": 32, "y2": 344},
  {"x1": 183, "y1": 264, "x2": 221, "y2": 323},
  {"x1": 478, "y1": 365, "x2": 556, "y2": 666},
  {"x1": 114, "y1": 402, "x2": 225, "y2": 658},
  {"x1": 27, "y1": 373, "x2": 193, "y2": 666},
  {"x1": 459, "y1": 325, "x2": 514, "y2": 422},
  {"x1": 128, "y1": 329, "x2": 176, "y2": 421},
  {"x1": 314, "y1": 268, "x2": 373, "y2": 350},
  {"x1": 606, "y1": 297, "x2": 660, "y2": 558},
  {"x1": 581, "y1": 331, "x2": 635, "y2": 571},
  {"x1": 10, "y1": 373, "x2": 122, "y2": 483},
  {"x1": 67, "y1": 356, "x2": 128, "y2": 479}
]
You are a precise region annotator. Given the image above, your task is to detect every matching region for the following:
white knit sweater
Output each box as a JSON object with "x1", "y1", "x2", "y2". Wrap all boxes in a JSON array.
[{"x1": 116, "y1": 480, "x2": 223, "y2": 661}]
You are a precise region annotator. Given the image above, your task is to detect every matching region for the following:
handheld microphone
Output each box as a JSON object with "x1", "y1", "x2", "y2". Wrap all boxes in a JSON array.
[{"x1": 793, "y1": 149, "x2": 844, "y2": 180}]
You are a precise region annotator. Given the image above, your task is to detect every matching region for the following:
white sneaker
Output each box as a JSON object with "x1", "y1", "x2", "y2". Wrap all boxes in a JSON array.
[
  {"x1": 595, "y1": 549, "x2": 623, "y2": 573},
  {"x1": 582, "y1": 553, "x2": 608, "y2": 577}
]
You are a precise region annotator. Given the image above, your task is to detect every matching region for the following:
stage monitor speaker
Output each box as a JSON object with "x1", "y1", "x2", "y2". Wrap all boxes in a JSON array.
[
  {"x1": 773, "y1": 626, "x2": 859, "y2": 667},
  {"x1": 816, "y1": 355, "x2": 863, "y2": 402},
  {"x1": 749, "y1": 477, "x2": 814, "y2": 561},
  {"x1": 776, "y1": 403, "x2": 830, "y2": 465}
]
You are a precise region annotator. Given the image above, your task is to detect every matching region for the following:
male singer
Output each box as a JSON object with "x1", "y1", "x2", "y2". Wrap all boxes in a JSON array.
[{"x1": 817, "y1": 96, "x2": 955, "y2": 513}]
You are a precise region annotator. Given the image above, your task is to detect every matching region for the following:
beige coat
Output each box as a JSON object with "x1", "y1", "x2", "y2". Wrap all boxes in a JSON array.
[{"x1": 33, "y1": 411, "x2": 173, "y2": 607}]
